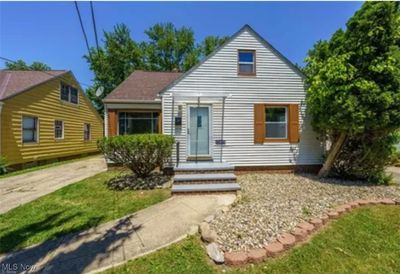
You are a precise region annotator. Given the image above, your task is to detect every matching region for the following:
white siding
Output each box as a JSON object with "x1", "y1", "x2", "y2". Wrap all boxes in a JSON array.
[{"x1": 162, "y1": 29, "x2": 323, "y2": 167}]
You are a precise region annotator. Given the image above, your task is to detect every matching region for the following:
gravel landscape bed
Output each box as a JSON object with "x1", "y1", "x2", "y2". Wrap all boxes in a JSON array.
[{"x1": 210, "y1": 173, "x2": 400, "y2": 252}]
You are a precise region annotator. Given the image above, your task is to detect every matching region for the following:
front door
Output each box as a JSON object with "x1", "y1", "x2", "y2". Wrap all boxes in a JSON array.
[{"x1": 188, "y1": 106, "x2": 211, "y2": 157}]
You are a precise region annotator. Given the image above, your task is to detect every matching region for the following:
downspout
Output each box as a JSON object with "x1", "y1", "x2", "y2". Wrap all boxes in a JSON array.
[
  {"x1": 0, "y1": 102, "x2": 3, "y2": 156},
  {"x1": 220, "y1": 96, "x2": 226, "y2": 163}
]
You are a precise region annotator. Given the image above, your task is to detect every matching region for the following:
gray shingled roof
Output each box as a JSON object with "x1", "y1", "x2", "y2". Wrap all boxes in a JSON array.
[
  {"x1": 0, "y1": 70, "x2": 68, "y2": 100},
  {"x1": 103, "y1": 70, "x2": 182, "y2": 103}
]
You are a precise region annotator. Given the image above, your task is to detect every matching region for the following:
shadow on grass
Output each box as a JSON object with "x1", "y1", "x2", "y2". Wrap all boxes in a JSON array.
[
  {"x1": 0, "y1": 215, "x2": 141, "y2": 274},
  {"x1": 0, "y1": 211, "x2": 82, "y2": 254}
]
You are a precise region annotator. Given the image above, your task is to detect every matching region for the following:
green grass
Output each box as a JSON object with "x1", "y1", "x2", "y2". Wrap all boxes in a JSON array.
[
  {"x1": 0, "y1": 154, "x2": 100, "y2": 179},
  {"x1": 0, "y1": 169, "x2": 170, "y2": 253},
  {"x1": 104, "y1": 236, "x2": 215, "y2": 274},
  {"x1": 104, "y1": 206, "x2": 400, "y2": 274}
]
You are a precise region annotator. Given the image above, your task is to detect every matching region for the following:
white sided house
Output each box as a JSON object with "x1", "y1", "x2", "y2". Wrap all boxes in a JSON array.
[{"x1": 104, "y1": 25, "x2": 323, "y2": 194}]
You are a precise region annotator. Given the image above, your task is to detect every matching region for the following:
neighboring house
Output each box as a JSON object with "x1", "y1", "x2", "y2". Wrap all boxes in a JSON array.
[
  {"x1": 104, "y1": 24, "x2": 323, "y2": 177},
  {"x1": 0, "y1": 70, "x2": 103, "y2": 169}
]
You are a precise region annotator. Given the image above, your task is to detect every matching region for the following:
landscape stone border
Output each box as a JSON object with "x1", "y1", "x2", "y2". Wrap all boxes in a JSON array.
[{"x1": 200, "y1": 198, "x2": 399, "y2": 266}]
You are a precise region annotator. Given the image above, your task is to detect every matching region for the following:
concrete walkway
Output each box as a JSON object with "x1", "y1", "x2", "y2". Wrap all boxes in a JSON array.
[
  {"x1": 0, "y1": 155, "x2": 107, "y2": 214},
  {"x1": 0, "y1": 194, "x2": 236, "y2": 274}
]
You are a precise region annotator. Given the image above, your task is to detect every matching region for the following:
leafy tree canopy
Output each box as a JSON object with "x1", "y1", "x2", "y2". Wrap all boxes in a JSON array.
[
  {"x1": 304, "y1": 1, "x2": 400, "y2": 181},
  {"x1": 85, "y1": 22, "x2": 229, "y2": 113},
  {"x1": 5, "y1": 59, "x2": 51, "y2": 71},
  {"x1": 85, "y1": 24, "x2": 144, "y2": 113}
]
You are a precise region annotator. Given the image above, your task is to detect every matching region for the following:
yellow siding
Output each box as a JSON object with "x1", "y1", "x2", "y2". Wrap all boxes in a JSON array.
[{"x1": 1, "y1": 73, "x2": 103, "y2": 165}]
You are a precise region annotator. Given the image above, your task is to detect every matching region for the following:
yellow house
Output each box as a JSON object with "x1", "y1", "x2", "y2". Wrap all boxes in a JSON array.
[{"x1": 0, "y1": 70, "x2": 103, "y2": 169}]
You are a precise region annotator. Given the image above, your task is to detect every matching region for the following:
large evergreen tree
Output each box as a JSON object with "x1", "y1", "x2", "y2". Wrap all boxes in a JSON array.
[{"x1": 305, "y1": 2, "x2": 400, "y2": 182}]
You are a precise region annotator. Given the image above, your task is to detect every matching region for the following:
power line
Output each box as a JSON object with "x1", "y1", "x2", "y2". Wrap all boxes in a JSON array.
[
  {"x1": 0, "y1": 56, "x2": 91, "y2": 88},
  {"x1": 90, "y1": 1, "x2": 100, "y2": 51},
  {"x1": 74, "y1": 1, "x2": 92, "y2": 58}
]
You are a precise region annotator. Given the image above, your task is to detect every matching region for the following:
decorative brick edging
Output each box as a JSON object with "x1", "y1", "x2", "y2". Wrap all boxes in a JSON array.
[{"x1": 221, "y1": 198, "x2": 399, "y2": 266}]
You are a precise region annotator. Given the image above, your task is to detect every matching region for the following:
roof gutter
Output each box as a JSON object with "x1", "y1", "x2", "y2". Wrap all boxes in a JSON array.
[{"x1": 102, "y1": 99, "x2": 161, "y2": 104}]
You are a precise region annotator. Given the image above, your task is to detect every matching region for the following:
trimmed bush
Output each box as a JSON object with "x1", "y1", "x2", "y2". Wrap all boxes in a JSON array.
[{"x1": 98, "y1": 134, "x2": 174, "y2": 178}]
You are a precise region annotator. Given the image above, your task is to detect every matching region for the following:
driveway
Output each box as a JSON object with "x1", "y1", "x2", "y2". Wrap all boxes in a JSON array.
[{"x1": 0, "y1": 155, "x2": 107, "y2": 214}]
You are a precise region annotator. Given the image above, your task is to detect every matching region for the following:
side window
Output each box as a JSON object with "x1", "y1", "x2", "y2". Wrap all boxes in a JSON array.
[
  {"x1": 22, "y1": 116, "x2": 38, "y2": 143},
  {"x1": 265, "y1": 107, "x2": 288, "y2": 139},
  {"x1": 70, "y1": 88, "x2": 78, "y2": 104},
  {"x1": 84, "y1": 123, "x2": 91, "y2": 141},
  {"x1": 238, "y1": 50, "x2": 256, "y2": 75},
  {"x1": 54, "y1": 120, "x2": 64, "y2": 139},
  {"x1": 60, "y1": 83, "x2": 79, "y2": 104},
  {"x1": 60, "y1": 84, "x2": 69, "y2": 101}
]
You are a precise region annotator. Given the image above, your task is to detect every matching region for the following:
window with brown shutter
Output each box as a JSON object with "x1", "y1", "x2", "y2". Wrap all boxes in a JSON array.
[
  {"x1": 254, "y1": 104, "x2": 300, "y2": 144},
  {"x1": 288, "y1": 104, "x2": 300, "y2": 143}
]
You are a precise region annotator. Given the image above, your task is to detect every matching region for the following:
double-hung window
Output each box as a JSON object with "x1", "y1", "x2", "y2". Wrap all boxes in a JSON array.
[
  {"x1": 84, "y1": 123, "x2": 91, "y2": 141},
  {"x1": 60, "y1": 83, "x2": 79, "y2": 104},
  {"x1": 265, "y1": 106, "x2": 288, "y2": 139},
  {"x1": 54, "y1": 120, "x2": 64, "y2": 139},
  {"x1": 22, "y1": 116, "x2": 38, "y2": 143},
  {"x1": 238, "y1": 50, "x2": 256, "y2": 75}
]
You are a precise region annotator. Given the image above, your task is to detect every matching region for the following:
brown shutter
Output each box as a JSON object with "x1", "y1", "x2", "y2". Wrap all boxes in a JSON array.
[
  {"x1": 108, "y1": 109, "x2": 117, "y2": 136},
  {"x1": 289, "y1": 104, "x2": 300, "y2": 143},
  {"x1": 254, "y1": 104, "x2": 265, "y2": 144},
  {"x1": 158, "y1": 112, "x2": 162, "y2": 133}
]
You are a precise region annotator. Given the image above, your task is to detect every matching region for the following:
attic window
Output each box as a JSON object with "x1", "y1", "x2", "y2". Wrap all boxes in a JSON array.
[
  {"x1": 60, "y1": 83, "x2": 79, "y2": 104},
  {"x1": 238, "y1": 50, "x2": 256, "y2": 75}
]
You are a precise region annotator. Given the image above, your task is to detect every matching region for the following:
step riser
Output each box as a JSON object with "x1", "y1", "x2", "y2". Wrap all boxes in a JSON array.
[
  {"x1": 172, "y1": 190, "x2": 238, "y2": 195},
  {"x1": 173, "y1": 179, "x2": 237, "y2": 185},
  {"x1": 175, "y1": 169, "x2": 233, "y2": 174}
]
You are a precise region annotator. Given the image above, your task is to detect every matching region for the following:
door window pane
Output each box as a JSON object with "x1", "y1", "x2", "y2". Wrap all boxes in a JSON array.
[{"x1": 189, "y1": 107, "x2": 209, "y2": 155}]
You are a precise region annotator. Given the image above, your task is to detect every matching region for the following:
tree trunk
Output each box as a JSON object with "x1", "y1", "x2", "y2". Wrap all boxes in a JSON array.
[{"x1": 318, "y1": 132, "x2": 347, "y2": 177}]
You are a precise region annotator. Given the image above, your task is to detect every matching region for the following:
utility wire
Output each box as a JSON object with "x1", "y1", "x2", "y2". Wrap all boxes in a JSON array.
[
  {"x1": 0, "y1": 56, "x2": 91, "y2": 88},
  {"x1": 74, "y1": 1, "x2": 92, "y2": 58},
  {"x1": 90, "y1": 1, "x2": 100, "y2": 51}
]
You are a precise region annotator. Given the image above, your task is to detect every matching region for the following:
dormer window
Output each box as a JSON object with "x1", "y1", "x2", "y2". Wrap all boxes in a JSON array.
[
  {"x1": 238, "y1": 50, "x2": 256, "y2": 76},
  {"x1": 60, "y1": 83, "x2": 79, "y2": 104}
]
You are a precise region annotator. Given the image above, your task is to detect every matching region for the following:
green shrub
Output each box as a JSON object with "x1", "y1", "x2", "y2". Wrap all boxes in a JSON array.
[
  {"x1": 0, "y1": 156, "x2": 8, "y2": 175},
  {"x1": 98, "y1": 134, "x2": 174, "y2": 178},
  {"x1": 332, "y1": 132, "x2": 400, "y2": 185}
]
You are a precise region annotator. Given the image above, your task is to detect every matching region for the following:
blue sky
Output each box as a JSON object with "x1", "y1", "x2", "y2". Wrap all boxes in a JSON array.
[{"x1": 0, "y1": 1, "x2": 363, "y2": 87}]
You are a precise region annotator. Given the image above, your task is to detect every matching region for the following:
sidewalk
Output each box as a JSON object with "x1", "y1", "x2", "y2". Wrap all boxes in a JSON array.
[
  {"x1": 0, "y1": 194, "x2": 236, "y2": 274},
  {"x1": 0, "y1": 155, "x2": 107, "y2": 214}
]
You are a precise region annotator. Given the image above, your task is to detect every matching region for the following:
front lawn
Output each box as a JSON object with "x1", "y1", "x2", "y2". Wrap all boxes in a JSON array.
[
  {"x1": 0, "y1": 169, "x2": 170, "y2": 253},
  {"x1": 104, "y1": 205, "x2": 400, "y2": 274}
]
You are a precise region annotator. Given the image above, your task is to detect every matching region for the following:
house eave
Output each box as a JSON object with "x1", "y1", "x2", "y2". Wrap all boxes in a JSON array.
[{"x1": 103, "y1": 99, "x2": 161, "y2": 104}]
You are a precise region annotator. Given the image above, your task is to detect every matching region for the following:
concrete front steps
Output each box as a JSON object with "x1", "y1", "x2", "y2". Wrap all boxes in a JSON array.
[{"x1": 172, "y1": 162, "x2": 241, "y2": 194}]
